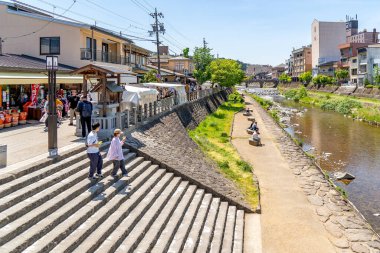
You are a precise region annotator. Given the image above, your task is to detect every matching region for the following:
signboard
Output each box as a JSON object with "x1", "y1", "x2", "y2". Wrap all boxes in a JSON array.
[{"x1": 31, "y1": 84, "x2": 40, "y2": 105}]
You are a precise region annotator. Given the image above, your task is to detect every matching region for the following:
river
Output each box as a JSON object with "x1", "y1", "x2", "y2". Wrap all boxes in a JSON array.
[{"x1": 273, "y1": 96, "x2": 380, "y2": 234}]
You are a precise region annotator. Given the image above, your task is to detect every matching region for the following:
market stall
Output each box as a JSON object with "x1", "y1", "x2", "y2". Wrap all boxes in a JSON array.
[
  {"x1": 120, "y1": 85, "x2": 158, "y2": 111},
  {"x1": 142, "y1": 82, "x2": 187, "y2": 105}
]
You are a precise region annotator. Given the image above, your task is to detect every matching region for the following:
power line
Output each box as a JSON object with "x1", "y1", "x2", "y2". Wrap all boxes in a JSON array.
[
  {"x1": 130, "y1": 0, "x2": 151, "y2": 14},
  {"x1": 141, "y1": 0, "x2": 154, "y2": 10},
  {"x1": 165, "y1": 33, "x2": 187, "y2": 49},
  {"x1": 84, "y1": 0, "x2": 148, "y2": 29},
  {"x1": 4, "y1": 0, "x2": 77, "y2": 40},
  {"x1": 162, "y1": 36, "x2": 183, "y2": 51}
]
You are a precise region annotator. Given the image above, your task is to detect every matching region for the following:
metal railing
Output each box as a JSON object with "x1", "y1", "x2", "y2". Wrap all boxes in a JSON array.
[{"x1": 80, "y1": 48, "x2": 130, "y2": 65}]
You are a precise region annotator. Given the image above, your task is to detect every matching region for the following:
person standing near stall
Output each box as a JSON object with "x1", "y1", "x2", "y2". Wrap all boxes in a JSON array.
[
  {"x1": 76, "y1": 95, "x2": 93, "y2": 139},
  {"x1": 68, "y1": 91, "x2": 79, "y2": 126}
]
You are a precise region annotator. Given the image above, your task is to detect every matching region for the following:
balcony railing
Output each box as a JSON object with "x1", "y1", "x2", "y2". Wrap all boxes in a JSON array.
[{"x1": 80, "y1": 48, "x2": 130, "y2": 65}]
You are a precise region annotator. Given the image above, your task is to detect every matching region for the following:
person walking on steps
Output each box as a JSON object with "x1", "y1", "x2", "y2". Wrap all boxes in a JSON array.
[
  {"x1": 77, "y1": 95, "x2": 93, "y2": 139},
  {"x1": 87, "y1": 122, "x2": 103, "y2": 180},
  {"x1": 106, "y1": 129, "x2": 128, "y2": 177}
]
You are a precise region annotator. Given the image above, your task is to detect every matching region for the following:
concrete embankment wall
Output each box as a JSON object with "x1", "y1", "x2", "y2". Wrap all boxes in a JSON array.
[
  {"x1": 279, "y1": 83, "x2": 380, "y2": 99},
  {"x1": 125, "y1": 89, "x2": 253, "y2": 212}
]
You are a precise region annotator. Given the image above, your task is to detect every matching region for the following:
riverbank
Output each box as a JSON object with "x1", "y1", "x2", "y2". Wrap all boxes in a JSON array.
[
  {"x1": 281, "y1": 86, "x2": 380, "y2": 126},
  {"x1": 189, "y1": 93, "x2": 260, "y2": 210},
  {"x1": 240, "y1": 95, "x2": 380, "y2": 252}
]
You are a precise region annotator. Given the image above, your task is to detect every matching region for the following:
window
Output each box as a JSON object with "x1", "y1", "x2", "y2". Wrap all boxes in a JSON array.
[{"x1": 40, "y1": 37, "x2": 60, "y2": 55}]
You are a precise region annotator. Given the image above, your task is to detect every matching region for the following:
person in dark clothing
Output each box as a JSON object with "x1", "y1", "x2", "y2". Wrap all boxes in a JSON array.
[
  {"x1": 76, "y1": 95, "x2": 93, "y2": 139},
  {"x1": 68, "y1": 92, "x2": 80, "y2": 125}
]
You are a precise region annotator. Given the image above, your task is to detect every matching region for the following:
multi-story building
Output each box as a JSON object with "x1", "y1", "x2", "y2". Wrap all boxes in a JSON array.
[
  {"x1": 285, "y1": 55, "x2": 294, "y2": 76},
  {"x1": 291, "y1": 45, "x2": 312, "y2": 77},
  {"x1": 357, "y1": 44, "x2": 380, "y2": 86},
  {"x1": 349, "y1": 56, "x2": 359, "y2": 85},
  {"x1": 311, "y1": 19, "x2": 346, "y2": 74},
  {"x1": 0, "y1": 1, "x2": 151, "y2": 82},
  {"x1": 272, "y1": 64, "x2": 286, "y2": 79},
  {"x1": 245, "y1": 64, "x2": 272, "y2": 78},
  {"x1": 148, "y1": 55, "x2": 194, "y2": 75}
]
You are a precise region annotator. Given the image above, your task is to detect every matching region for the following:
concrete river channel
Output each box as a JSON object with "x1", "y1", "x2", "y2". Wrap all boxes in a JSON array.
[{"x1": 251, "y1": 89, "x2": 380, "y2": 234}]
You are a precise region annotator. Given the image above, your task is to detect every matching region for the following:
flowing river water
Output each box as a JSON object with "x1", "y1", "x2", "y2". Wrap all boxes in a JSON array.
[{"x1": 270, "y1": 96, "x2": 380, "y2": 234}]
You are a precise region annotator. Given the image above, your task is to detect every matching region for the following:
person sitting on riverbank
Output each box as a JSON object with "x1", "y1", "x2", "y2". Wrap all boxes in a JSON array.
[
  {"x1": 248, "y1": 121, "x2": 259, "y2": 133},
  {"x1": 251, "y1": 130, "x2": 262, "y2": 146}
]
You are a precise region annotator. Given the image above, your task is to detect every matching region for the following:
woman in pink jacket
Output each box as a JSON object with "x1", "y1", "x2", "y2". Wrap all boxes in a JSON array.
[{"x1": 106, "y1": 129, "x2": 128, "y2": 177}]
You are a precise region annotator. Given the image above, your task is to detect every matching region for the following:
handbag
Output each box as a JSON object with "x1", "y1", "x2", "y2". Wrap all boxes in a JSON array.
[{"x1": 39, "y1": 113, "x2": 48, "y2": 123}]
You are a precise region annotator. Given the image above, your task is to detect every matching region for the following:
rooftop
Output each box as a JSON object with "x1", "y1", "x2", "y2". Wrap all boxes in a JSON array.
[{"x1": 0, "y1": 54, "x2": 75, "y2": 72}]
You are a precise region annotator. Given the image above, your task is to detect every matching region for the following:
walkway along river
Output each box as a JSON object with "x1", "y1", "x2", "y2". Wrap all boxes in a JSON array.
[{"x1": 272, "y1": 96, "x2": 380, "y2": 234}]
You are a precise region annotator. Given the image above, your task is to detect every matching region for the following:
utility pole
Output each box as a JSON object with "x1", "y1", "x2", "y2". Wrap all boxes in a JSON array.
[
  {"x1": 203, "y1": 37, "x2": 208, "y2": 49},
  {"x1": 0, "y1": 38, "x2": 3, "y2": 55},
  {"x1": 149, "y1": 8, "x2": 165, "y2": 75}
]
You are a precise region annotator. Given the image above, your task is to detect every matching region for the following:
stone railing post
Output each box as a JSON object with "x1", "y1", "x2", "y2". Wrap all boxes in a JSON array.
[
  {"x1": 137, "y1": 105, "x2": 142, "y2": 123},
  {"x1": 143, "y1": 104, "x2": 148, "y2": 120},
  {"x1": 153, "y1": 101, "x2": 157, "y2": 115},
  {"x1": 149, "y1": 102, "x2": 153, "y2": 117}
]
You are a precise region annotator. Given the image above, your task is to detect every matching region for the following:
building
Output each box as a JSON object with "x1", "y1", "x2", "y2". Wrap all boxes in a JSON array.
[
  {"x1": 291, "y1": 45, "x2": 312, "y2": 77},
  {"x1": 317, "y1": 61, "x2": 336, "y2": 77},
  {"x1": 349, "y1": 56, "x2": 358, "y2": 85},
  {"x1": 311, "y1": 20, "x2": 346, "y2": 74},
  {"x1": 357, "y1": 44, "x2": 380, "y2": 86},
  {"x1": 245, "y1": 64, "x2": 272, "y2": 77},
  {"x1": 285, "y1": 55, "x2": 294, "y2": 76},
  {"x1": 148, "y1": 55, "x2": 194, "y2": 75},
  {"x1": 345, "y1": 16, "x2": 378, "y2": 44},
  {"x1": 272, "y1": 64, "x2": 286, "y2": 79},
  {"x1": 0, "y1": 1, "x2": 151, "y2": 85}
]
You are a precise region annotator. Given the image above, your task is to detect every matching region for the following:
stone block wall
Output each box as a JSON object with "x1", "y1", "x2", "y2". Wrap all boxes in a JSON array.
[{"x1": 125, "y1": 89, "x2": 253, "y2": 212}]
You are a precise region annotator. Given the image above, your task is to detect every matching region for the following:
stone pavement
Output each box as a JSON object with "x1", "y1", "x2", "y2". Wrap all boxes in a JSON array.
[
  {"x1": 0, "y1": 119, "x2": 83, "y2": 167},
  {"x1": 231, "y1": 95, "x2": 380, "y2": 253}
]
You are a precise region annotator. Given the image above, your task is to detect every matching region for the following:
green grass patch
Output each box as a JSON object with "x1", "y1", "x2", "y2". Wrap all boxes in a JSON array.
[{"x1": 189, "y1": 96, "x2": 259, "y2": 209}]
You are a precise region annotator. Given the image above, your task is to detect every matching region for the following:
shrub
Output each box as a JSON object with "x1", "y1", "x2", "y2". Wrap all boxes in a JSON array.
[
  {"x1": 228, "y1": 91, "x2": 244, "y2": 103},
  {"x1": 320, "y1": 98, "x2": 340, "y2": 111},
  {"x1": 236, "y1": 160, "x2": 252, "y2": 172},
  {"x1": 218, "y1": 160, "x2": 230, "y2": 170},
  {"x1": 365, "y1": 84, "x2": 374, "y2": 88},
  {"x1": 335, "y1": 98, "x2": 362, "y2": 114}
]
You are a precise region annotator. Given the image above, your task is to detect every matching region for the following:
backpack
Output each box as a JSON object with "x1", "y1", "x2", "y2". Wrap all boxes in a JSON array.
[{"x1": 82, "y1": 102, "x2": 92, "y2": 118}]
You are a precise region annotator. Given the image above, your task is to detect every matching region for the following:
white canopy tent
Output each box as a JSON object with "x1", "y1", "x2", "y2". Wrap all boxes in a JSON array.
[
  {"x1": 142, "y1": 82, "x2": 187, "y2": 104},
  {"x1": 120, "y1": 85, "x2": 158, "y2": 111}
]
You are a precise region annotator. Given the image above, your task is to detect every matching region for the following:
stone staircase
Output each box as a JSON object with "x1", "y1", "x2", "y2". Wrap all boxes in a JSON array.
[{"x1": 0, "y1": 146, "x2": 246, "y2": 253}]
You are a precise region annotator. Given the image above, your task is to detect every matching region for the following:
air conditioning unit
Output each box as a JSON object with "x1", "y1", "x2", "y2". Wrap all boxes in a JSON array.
[{"x1": 83, "y1": 51, "x2": 92, "y2": 60}]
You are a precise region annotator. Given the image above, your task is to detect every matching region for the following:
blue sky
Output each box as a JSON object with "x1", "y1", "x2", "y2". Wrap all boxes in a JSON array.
[{"x1": 5, "y1": 0, "x2": 380, "y2": 65}]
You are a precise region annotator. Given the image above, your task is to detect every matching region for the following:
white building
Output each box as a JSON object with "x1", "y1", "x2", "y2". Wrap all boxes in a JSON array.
[
  {"x1": 311, "y1": 19, "x2": 346, "y2": 75},
  {"x1": 357, "y1": 44, "x2": 380, "y2": 86}
]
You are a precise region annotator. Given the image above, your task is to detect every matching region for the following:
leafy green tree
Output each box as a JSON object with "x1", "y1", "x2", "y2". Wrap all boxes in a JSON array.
[
  {"x1": 279, "y1": 73, "x2": 292, "y2": 83},
  {"x1": 299, "y1": 71, "x2": 313, "y2": 86},
  {"x1": 141, "y1": 69, "x2": 158, "y2": 83},
  {"x1": 209, "y1": 59, "x2": 245, "y2": 87},
  {"x1": 373, "y1": 66, "x2": 380, "y2": 85},
  {"x1": 193, "y1": 46, "x2": 214, "y2": 84},
  {"x1": 183, "y1": 48, "x2": 190, "y2": 58},
  {"x1": 335, "y1": 69, "x2": 349, "y2": 83}
]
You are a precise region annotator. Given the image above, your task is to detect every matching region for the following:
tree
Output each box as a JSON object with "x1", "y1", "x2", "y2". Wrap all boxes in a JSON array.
[
  {"x1": 279, "y1": 73, "x2": 292, "y2": 83},
  {"x1": 299, "y1": 71, "x2": 313, "y2": 86},
  {"x1": 335, "y1": 68, "x2": 349, "y2": 83},
  {"x1": 141, "y1": 69, "x2": 158, "y2": 83},
  {"x1": 373, "y1": 66, "x2": 380, "y2": 85},
  {"x1": 183, "y1": 48, "x2": 190, "y2": 58},
  {"x1": 209, "y1": 59, "x2": 245, "y2": 87},
  {"x1": 193, "y1": 46, "x2": 214, "y2": 84}
]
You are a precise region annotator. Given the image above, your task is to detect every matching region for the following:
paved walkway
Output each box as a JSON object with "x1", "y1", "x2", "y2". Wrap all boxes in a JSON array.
[
  {"x1": 231, "y1": 96, "x2": 336, "y2": 253},
  {"x1": 232, "y1": 95, "x2": 380, "y2": 253},
  {"x1": 0, "y1": 119, "x2": 83, "y2": 167}
]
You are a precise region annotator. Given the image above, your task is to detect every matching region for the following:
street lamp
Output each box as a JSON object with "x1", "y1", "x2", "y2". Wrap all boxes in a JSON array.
[{"x1": 46, "y1": 56, "x2": 58, "y2": 157}]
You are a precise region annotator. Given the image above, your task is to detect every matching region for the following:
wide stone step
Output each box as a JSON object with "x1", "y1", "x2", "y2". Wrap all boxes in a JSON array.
[
  {"x1": 22, "y1": 158, "x2": 151, "y2": 253},
  {"x1": 182, "y1": 194, "x2": 213, "y2": 253},
  {"x1": 195, "y1": 198, "x2": 221, "y2": 253},
  {"x1": 0, "y1": 146, "x2": 87, "y2": 185},
  {"x1": 115, "y1": 179, "x2": 188, "y2": 253},
  {"x1": 148, "y1": 185, "x2": 198, "y2": 253},
  {"x1": 232, "y1": 210, "x2": 245, "y2": 253},
  {"x1": 209, "y1": 202, "x2": 229, "y2": 253},
  {"x1": 0, "y1": 151, "x2": 133, "y2": 229},
  {"x1": 221, "y1": 206, "x2": 237, "y2": 253},
  {"x1": 0, "y1": 149, "x2": 89, "y2": 200},
  {"x1": 0, "y1": 154, "x2": 140, "y2": 252},
  {"x1": 74, "y1": 170, "x2": 172, "y2": 253},
  {"x1": 167, "y1": 189, "x2": 206, "y2": 253}
]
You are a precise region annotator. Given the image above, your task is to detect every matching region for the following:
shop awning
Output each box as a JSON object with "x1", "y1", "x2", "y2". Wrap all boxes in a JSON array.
[{"x1": 0, "y1": 72, "x2": 83, "y2": 85}]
